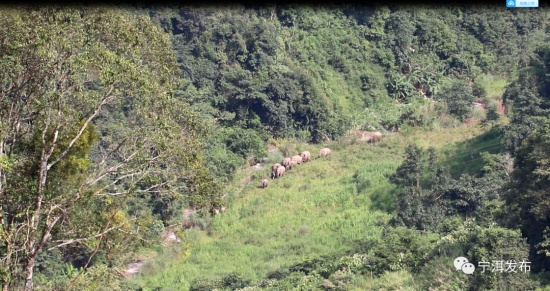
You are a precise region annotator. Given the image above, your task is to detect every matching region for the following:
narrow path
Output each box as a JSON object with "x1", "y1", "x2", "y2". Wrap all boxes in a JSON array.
[{"x1": 123, "y1": 229, "x2": 179, "y2": 278}]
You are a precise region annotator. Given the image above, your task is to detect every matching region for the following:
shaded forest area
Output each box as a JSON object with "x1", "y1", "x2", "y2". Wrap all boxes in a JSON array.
[
  {"x1": 147, "y1": 4, "x2": 547, "y2": 179},
  {"x1": 1, "y1": 4, "x2": 549, "y2": 290}
]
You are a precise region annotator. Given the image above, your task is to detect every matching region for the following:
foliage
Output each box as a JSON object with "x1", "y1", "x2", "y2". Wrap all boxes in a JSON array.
[
  {"x1": 481, "y1": 105, "x2": 500, "y2": 128},
  {"x1": 389, "y1": 144, "x2": 424, "y2": 189},
  {"x1": 463, "y1": 227, "x2": 539, "y2": 291},
  {"x1": 504, "y1": 121, "x2": 550, "y2": 272},
  {"x1": 34, "y1": 264, "x2": 123, "y2": 291},
  {"x1": 366, "y1": 226, "x2": 439, "y2": 275},
  {"x1": 189, "y1": 272, "x2": 251, "y2": 291},
  {"x1": 500, "y1": 44, "x2": 550, "y2": 274},
  {"x1": 2, "y1": 4, "x2": 548, "y2": 290},
  {"x1": 218, "y1": 126, "x2": 268, "y2": 164},
  {"x1": 440, "y1": 80, "x2": 477, "y2": 121},
  {"x1": 0, "y1": 6, "x2": 218, "y2": 290},
  {"x1": 502, "y1": 50, "x2": 550, "y2": 153},
  {"x1": 389, "y1": 138, "x2": 510, "y2": 231},
  {"x1": 148, "y1": 6, "x2": 362, "y2": 143}
]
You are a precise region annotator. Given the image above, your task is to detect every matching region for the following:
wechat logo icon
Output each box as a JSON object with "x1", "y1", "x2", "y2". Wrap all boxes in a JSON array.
[{"x1": 454, "y1": 257, "x2": 475, "y2": 274}]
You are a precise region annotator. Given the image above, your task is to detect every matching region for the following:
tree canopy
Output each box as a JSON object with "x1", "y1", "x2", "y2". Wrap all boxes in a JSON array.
[{"x1": 0, "y1": 6, "x2": 218, "y2": 290}]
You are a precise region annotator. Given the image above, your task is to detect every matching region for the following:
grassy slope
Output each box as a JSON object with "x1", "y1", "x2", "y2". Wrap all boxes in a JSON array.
[{"x1": 129, "y1": 121, "x2": 496, "y2": 290}]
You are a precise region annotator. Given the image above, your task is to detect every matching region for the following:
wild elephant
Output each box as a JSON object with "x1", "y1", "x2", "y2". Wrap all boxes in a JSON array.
[
  {"x1": 261, "y1": 179, "x2": 269, "y2": 188},
  {"x1": 355, "y1": 130, "x2": 372, "y2": 142},
  {"x1": 285, "y1": 159, "x2": 297, "y2": 170},
  {"x1": 291, "y1": 155, "x2": 303, "y2": 165},
  {"x1": 371, "y1": 131, "x2": 382, "y2": 143},
  {"x1": 300, "y1": 151, "x2": 311, "y2": 163},
  {"x1": 319, "y1": 148, "x2": 331, "y2": 157},
  {"x1": 272, "y1": 163, "x2": 281, "y2": 179},
  {"x1": 276, "y1": 165, "x2": 286, "y2": 178},
  {"x1": 282, "y1": 157, "x2": 292, "y2": 168},
  {"x1": 182, "y1": 208, "x2": 197, "y2": 229},
  {"x1": 288, "y1": 160, "x2": 297, "y2": 170},
  {"x1": 362, "y1": 131, "x2": 382, "y2": 143}
]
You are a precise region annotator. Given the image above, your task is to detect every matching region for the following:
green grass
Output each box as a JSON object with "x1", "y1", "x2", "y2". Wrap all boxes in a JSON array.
[
  {"x1": 129, "y1": 123, "x2": 493, "y2": 290},
  {"x1": 475, "y1": 74, "x2": 508, "y2": 102},
  {"x1": 438, "y1": 126, "x2": 505, "y2": 177},
  {"x1": 348, "y1": 270, "x2": 418, "y2": 290}
]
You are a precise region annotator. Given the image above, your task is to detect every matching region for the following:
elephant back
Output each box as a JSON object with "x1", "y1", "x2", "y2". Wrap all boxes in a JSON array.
[
  {"x1": 276, "y1": 166, "x2": 286, "y2": 177},
  {"x1": 282, "y1": 157, "x2": 292, "y2": 168},
  {"x1": 291, "y1": 155, "x2": 303, "y2": 164},
  {"x1": 319, "y1": 148, "x2": 331, "y2": 157},
  {"x1": 300, "y1": 151, "x2": 311, "y2": 162}
]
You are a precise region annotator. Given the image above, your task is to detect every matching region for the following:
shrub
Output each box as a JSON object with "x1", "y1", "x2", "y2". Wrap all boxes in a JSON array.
[
  {"x1": 221, "y1": 272, "x2": 251, "y2": 289},
  {"x1": 189, "y1": 277, "x2": 221, "y2": 291},
  {"x1": 440, "y1": 80, "x2": 476, "y2": 121},
  {"x1": 366, "y1": 227, "x2": 439, "y2": 275},
  {"x1": 220, "y1": 127, "x2": 268, "y2": 164}
]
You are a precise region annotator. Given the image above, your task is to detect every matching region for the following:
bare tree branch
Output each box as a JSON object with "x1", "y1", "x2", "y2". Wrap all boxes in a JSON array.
[
  {"x1": 47, "y1": 219, "x2": 133, "y2": 251},
  {"x1": 76, "y1": 150, "x2": 142, "y2": 193},
  {"x1": 98, "y1": 138, "x2": 128, "y2": 166},
  {"x1": 47, "y1": 86, "x2": 114, "y2": 171},
  {"x1": 96, "y1": 181, "x2": 169, "y2": 196}
]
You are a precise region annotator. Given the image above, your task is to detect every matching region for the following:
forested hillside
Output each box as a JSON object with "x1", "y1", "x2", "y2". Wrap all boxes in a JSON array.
[
  {"x1": 145, "y1": 5, "x2": 548, "y2": 180},
  {"x1": 1, "y1": 4, "x2": 549, "y2": 291}
]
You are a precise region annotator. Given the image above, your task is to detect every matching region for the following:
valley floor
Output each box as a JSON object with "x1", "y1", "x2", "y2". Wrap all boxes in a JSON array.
[{"x1": 129, "y1": 123, "x2": 498, "y2": 290}]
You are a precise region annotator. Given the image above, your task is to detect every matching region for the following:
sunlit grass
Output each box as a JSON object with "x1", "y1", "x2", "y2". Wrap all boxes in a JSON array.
[
  {"x1": 475, "y1": 74, "x2": 508, "y2": 101},
  {"x1": 348, "y1": 270, "x2": 419, "y2": 291}
]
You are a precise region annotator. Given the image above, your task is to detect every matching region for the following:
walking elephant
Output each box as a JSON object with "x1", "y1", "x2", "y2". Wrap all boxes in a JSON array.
[
  {"x1": 272, "y1": 163, "x2": 281, "y2": 179},
  {"x1": 276, "y1": 165, "x2": 286, "y2": 178},
  {"x1": 371, "y1": 131, "x2": 382, "y2": 143},
  {"x1": 319, "y1": 148, "x2": 331, "y2": 157},
  {"x1": 300, "y1": 151, "x2": 311, "y2": 163},
  {"x1": 289, "y1": 160, "x2": 297, "y2": 170},
  {"x1": 366, "y1": 131, "x2": 382, "y2": 143},
  {"x1": 291, "y1": 155, "x2": 303, "y2": 165},
  {"x1": 282, "y1": 157, "x2": 292, "y2": 169}
]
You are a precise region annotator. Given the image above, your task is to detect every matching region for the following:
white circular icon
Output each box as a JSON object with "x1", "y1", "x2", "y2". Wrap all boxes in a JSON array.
[
  {"x1": 461, "y1": 262, "x2": 476, "y2": 274},
  {"x1": 454, "y1": 257, "x2": 469, "y2": 271}
]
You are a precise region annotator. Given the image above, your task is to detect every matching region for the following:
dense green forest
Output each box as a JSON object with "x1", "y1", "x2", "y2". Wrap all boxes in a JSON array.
[{"x1": 0, "y1": 4, "x2": 549, "y2": 290}]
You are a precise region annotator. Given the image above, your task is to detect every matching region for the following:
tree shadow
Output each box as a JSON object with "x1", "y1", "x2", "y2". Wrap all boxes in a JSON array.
[
  {"x1": 439, "y1": 127, "x2": 505, "y2": 177},
  {"x1": 369, "y1": 186, "x2": 398, "y2": 213}
]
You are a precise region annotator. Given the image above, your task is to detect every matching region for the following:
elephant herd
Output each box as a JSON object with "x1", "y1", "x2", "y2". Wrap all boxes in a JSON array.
[{"x1": 261, "y1": 148, "x2": 331, "y2": 188}]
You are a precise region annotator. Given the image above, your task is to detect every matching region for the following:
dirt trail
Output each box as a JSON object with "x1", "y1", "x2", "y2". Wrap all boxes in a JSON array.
[
  {"x1": 122, "y1": 229, "x2": 179, "y2": 278},
  {"x1": 122, "y1": 161, "x2": 266, "y2": 277}
]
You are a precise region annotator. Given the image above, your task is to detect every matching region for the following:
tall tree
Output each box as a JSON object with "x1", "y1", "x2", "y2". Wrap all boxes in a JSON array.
[
  {"x1": 440, "y1": 79, "x2": 476, "y2": 122},
  {"x1": 0, "y1": 6, "x2": 216, "y2": 290},
  {"x1": 389, "y1": 144, "x2": 424, "y2": 189},
  {"x1": 504, "y1": 121, "x2": 550, "y2": 272},
  {"x1": 502, "y1": 46, "x2": 550, "y2": 154}
]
